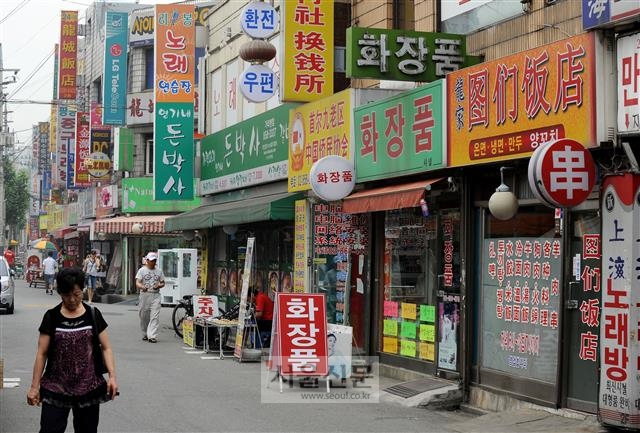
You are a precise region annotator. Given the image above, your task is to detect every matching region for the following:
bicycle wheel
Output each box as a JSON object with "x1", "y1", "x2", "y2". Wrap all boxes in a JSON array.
[{"x1": 172, "y1": 303, "x2": 189, "y2": 338}]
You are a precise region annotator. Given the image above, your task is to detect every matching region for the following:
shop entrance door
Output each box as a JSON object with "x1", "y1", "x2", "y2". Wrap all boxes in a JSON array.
[{"x1": 564, "y1": 210, "x2": 600, "y2": 413}]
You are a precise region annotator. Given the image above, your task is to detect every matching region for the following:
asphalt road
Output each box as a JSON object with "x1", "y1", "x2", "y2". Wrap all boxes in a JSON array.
[{"x1": 0, "y1": 278, "x2": 473, "y2": 432}]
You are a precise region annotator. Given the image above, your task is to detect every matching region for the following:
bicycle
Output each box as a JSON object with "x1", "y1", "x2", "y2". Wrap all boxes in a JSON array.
[{"x1": 172, "y1": 296, "x2": 240, "y2": 348}]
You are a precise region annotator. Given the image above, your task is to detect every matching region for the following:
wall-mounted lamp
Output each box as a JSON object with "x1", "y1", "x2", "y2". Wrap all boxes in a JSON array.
[
  {"x1": 488, "y1": 167, "x2": 519, "y2": 220},
  {"x1": 520, "y1": 0, "x2": 532, "y2": 13},
  {"x1": 183, "y1": 229, "x2": 196, "y2": 241},
  {"x1": 131, "y1": 223, "x2": 144, "y2": 234},
  {"x1": 222, "y1": 225, "x2": 238, "y2": 236}
]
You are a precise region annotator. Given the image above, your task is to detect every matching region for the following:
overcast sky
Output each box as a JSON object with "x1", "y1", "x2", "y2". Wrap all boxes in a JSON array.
[{"x1": 0, "y1": 0, "x2": 175, "y2": 148}]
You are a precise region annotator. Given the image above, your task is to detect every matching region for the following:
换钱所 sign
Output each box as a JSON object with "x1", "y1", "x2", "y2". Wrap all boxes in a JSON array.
[
  {"x1": 277, "y1": 293, "x2": 329, "y2": 376},
  {"x1": 280, "y1": 0, "x2": 333, "y2": 102},
  {"x1": 447, "y1": 33, "x2": 597, "y2": 167},
  {"x1": 346, "y1": 27, "x2": 479, "y2": 83},
  {"x1": 354, "y1": 80, "x2": 445, "y2": 182},
  {"x1": 288, "y1": 89, "x2": 352, "y2": 192},
  {"x1": 103, "y1": 12, "x2": 128, "y2": 126},
  {"x1": 200, "y1": 103, "x2": 295, "y2": 195}
]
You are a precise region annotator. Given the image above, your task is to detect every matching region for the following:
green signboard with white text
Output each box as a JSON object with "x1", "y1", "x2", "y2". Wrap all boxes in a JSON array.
[
  {"x1": 122, "y1": 177, "x2": 200, "y2": 213},
  {"x1": 200, "y1": 103, "x2": 296, "y2": 195},
  {"x1": 353, "y1": 80, "x2": 446, "y2": 182},
  {"x1": 346, "y1": 27, "x2": 479, "y2": 83}
]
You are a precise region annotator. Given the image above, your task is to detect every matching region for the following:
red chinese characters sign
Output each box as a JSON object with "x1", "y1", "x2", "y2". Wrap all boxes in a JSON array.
[
  {"x1": 447, "y1": 33, "x2": 597, "y2": 167},
  {"x1": 277, "y1": 293, "x2": 328, "y2": 376},
  {"x1": 74, "y1": 111, "x2": 90, "y2": 187},
  {"x1": 58, "y1": 10, "x2": 78, "y2": 100},
  {"x1": 281, "y1": 0, "x2": 334, "y2": 102}
]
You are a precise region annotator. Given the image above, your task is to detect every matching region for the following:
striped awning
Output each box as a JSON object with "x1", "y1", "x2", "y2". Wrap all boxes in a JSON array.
[{"x1": 92, "y1": 215, "x2": 172, "y2": 234}]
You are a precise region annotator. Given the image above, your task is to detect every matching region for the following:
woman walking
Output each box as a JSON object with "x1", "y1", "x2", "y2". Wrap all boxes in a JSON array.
[{"x1": 27, "y1": 267, "x2": 118, "y2": 433}]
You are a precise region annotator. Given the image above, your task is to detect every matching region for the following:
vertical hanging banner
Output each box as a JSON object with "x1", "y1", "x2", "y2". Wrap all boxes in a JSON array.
[
  {"x1": 103, "y1": 12, "x2": 128, "y2": 126},
  {"x1": 75, "y1": 112, "x2": 91, "y2": 187},
  {"x1": 280, "y1": 0, "x2": 333, "y2": 102},
  {"x1": 56, "y1": 102, "x2": 76, "y2": 189},
  {"x1": 58, "y1": 10, "x2": 78, "y2": 100},
  {"x1": 88, "y1": 103, "x2": 112, "y2": 183},
  {"x1": 598, "y1": 174, "x2": 640, "y2": 429},
  {"x1": 53, "y1": 43, "x2": 59, "y2": 100},
  {"x1": 154, "y1": 4, "x2": 195, "y2": 201}
]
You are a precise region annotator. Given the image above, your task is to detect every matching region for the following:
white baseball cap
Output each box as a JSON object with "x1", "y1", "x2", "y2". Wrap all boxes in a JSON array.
[{"x1": 144, "y1": 252, "x2": 158, "y2": 261}]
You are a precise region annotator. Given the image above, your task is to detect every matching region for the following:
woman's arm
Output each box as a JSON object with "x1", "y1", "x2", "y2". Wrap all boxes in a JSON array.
[
  {"x1": 98, "y1": 329, "x2": 119, "y2": 399},
  {"x1": 27, "y1": 334, "x2": 50, "y2": 406}
]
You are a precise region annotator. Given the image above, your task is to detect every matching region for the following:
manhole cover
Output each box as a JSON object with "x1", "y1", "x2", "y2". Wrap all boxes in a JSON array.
[{"x1": 384, "y1": 378, "x2": 447, "y2": 398}]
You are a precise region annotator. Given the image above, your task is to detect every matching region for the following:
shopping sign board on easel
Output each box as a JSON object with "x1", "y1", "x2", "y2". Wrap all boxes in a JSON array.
[
  {"x1": 234, "y1": 237, "x2": 255, "y2": 360},
  {"x1": 273, "y1": 293, "x2": 328, "y2": 377}
]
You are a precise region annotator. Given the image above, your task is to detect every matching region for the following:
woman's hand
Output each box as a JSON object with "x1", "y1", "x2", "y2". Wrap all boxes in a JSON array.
[
  {"x1": 107, "y1": 376, "x2": 119, "y2": 400},
  {"x1": 27, "y1": 386, "x2": 40, "y2": 406}
]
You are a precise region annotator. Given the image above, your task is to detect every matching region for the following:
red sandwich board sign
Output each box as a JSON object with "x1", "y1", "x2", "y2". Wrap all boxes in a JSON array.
[
  {"x1": 277, "y1": 293, "x2": 328, "y2": 376},
  {"x1": 528, "y1": 138, "x2": 597, "y2": 208}
]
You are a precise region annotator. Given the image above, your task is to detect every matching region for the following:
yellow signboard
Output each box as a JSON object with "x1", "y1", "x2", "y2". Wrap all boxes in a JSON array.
[
  {"x1": 447, "y1": 33, "x2": 597, "y2": 167},
  {"x1": 293, "y1": 199, "x2": 308, "y2": 293},
  {"x1": 288, "y1": 90, "x2": 351, "y2": 192},
  {"x1": 281, "y1": 0, "x2": 333, "y2": 102}
]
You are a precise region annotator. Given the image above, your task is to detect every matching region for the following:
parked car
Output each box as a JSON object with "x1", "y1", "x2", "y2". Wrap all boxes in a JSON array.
[{"x1": 0, "y1": 256, "x2": 15, "y2": 314}]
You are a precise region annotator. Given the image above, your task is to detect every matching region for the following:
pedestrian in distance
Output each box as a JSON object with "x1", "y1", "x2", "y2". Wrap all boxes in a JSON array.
[
  {"x1": 27, "y1": 267, "x2": 119, "y2": 433},
  {"x1": 82, "y1": 251, "x2": 98, "y2": 304},
  {"x1": 136, "y1": 251, "x2": 165, "y2": 343},
  {"x1": 43, "y1": 251, "x2": 58, "y2": 295}
]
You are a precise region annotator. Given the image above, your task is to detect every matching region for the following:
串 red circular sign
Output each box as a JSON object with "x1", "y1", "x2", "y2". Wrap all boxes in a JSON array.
[{"x1": 528, "y1": 138, "x2": 596, "y2": 208}]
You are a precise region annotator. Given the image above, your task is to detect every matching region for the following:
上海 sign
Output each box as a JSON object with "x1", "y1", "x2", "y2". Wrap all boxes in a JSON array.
[
  {"x1": 583, "y1": 0, "x2": 640, "y2": 30},
  {"x1": 281, "y1": 0, "x2": 333, "y2": 102},
  {"x1": 447, "y1": 33, "x2": 598, "y2": 167},
  {"x1": 309, "y1": 155, "x2": 355, "y2": 202},
  {"x1": 354, "y1": 80, "x2": 445, "y2": 182},
  {"x1": 528, "y1": 138, "x2": 596, "y2": 209},
  {"x1": 346, "y1": 27, "x2": 477, "y2": 83},
  {"x1": 598, "y1": 174, "x2": 640, "y2": 430},
  {"x1": 617, "y1": 33, "x2": 640, "y2": 134},
  {"x1": 240, "y1": 1, "x2": 278, "y2": 39}
]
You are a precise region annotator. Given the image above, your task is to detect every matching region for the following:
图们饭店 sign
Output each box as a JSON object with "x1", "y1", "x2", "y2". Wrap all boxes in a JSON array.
[
  {"x1": 447, "y1": 33, "x2": 598, "y2": 168},
  {"x1": 346, "y1": 27, "x2": 479, "y2": 83}
]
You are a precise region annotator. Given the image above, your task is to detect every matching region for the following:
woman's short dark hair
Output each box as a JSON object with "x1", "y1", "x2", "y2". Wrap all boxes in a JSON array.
[{"x1": 56, "y1": 267, "x2": 85, "y2": 295}]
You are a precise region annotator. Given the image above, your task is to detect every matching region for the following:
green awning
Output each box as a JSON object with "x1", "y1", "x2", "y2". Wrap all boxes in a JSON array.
[{"x1": 164, "y1": 192, "x2": 300, "y2": 231}]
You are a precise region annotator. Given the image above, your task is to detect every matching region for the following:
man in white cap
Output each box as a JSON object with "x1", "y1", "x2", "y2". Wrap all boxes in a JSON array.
[{"x1": 135, "y1": 252, "x2": 165, "y2": 343}]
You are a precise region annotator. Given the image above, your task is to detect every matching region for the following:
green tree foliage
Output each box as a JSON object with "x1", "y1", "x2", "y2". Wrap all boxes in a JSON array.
[{"x1": 4, "y1": 156, "x2": 29, "y2": 231}]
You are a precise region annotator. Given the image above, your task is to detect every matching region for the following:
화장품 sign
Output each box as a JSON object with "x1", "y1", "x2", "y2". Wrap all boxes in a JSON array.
[{"x1": 346, "y1": 27, "x2": 478, "y2": 83}]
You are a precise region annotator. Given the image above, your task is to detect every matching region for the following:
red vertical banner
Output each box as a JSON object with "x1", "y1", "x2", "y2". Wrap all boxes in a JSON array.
[
  {"x1": 75, "y1": 112, "x2": 90, "y2": 187},
  {"x1": 58, "y1": 11, "x2": 78, "y2": 100},
  {"x1": 277, "y1": 293, "x2": 328, "y2": 376}
]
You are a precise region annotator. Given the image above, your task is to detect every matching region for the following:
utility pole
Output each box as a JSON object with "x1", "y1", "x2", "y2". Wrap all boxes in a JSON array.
[{"x1": 0, "y1": 43, "x2": 19, "y2": 254}]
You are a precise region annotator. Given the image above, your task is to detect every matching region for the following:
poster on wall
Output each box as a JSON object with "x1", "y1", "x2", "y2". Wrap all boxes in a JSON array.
[
  {"x1": 438, "y1": 298, "x2": 459, "y2": 370},
  {"x1": 481, "y1": 237, "x2": 563, "y2": 383}
]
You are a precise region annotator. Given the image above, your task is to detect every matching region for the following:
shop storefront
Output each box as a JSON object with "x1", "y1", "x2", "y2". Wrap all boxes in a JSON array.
[{"x1": 445, "y1": 33, "x2": 611, "y2": 408}]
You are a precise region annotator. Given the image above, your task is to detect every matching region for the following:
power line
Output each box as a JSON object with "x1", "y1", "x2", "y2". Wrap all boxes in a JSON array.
[
  {"x1": 8, "y1": 49, "x2": 54, "y2": 99},
  {"x1": 0, "y1": 0, "x2": 31, "y2": 25}
]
